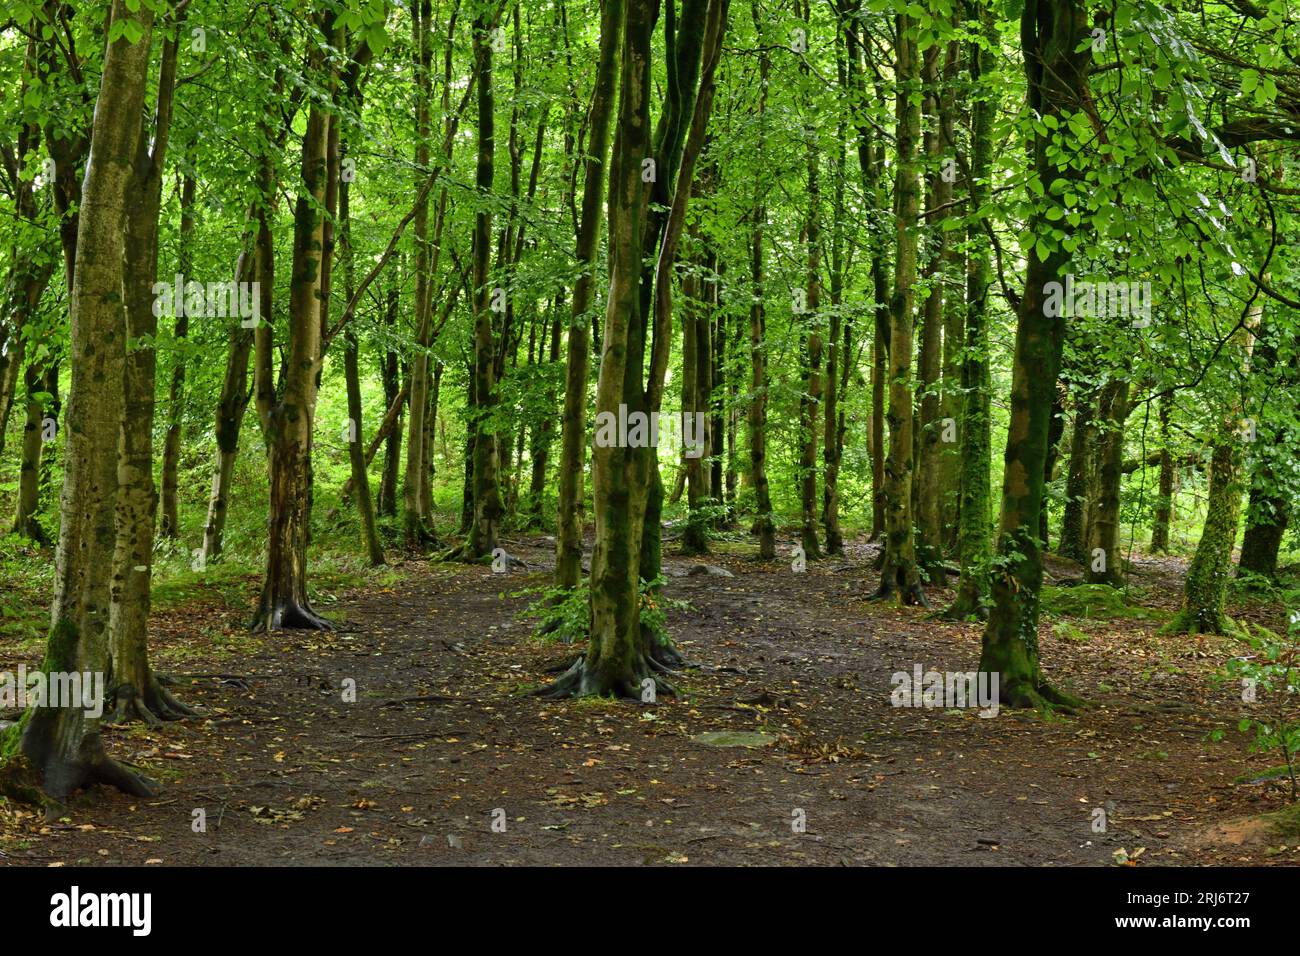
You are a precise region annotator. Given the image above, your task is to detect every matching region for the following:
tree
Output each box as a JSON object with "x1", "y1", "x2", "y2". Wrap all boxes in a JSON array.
[
  {"x1": 0, "y1": 0, "x2": 157, "y2": 803},
  {"x1": 977, "y1": 0, "x2": 1091, "y2": 709}
]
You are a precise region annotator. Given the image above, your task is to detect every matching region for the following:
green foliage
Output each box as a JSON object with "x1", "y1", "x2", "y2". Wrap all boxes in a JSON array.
[{"x1": 1216, "y1": 616, "x2": 1300, "y2": 803}]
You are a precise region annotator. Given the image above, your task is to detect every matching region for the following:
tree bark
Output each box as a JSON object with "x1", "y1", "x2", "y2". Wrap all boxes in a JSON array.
[
  {"x1": 554, "y1": 0, "x2": 624, "y2": 590},
  {"x1": 466, "y1": 8, "x2": 503, "y2": 560},
  {"x1": 873, "y1": 12, "x2": 926, "y2": 606},
  {"x1": 2, "y1": 0, "x2": 158, "y2": 804},
  {"x1": 942, "y1": 0, "x2": 994, "y2": 620},
  {"x1": 158, "y1": 172, "x2": 196, "y2": 540},
  {"x1": 252, "y1": 13, "x2": 337, "y2": 632},
  {"x1": 977, "y1": 0, "x2": 1091, "y2": 709}
]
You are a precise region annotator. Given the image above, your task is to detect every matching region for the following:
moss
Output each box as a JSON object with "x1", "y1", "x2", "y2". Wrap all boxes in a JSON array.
[
  {"x1": 1260, "y1": 802, "x2": 1300, "y2": 840},
  {"x1": 1042, "y1": 584, "x2": 1162, "y2": 620},
  {"x1": 0, "y1": 711, "x2": 30, "y2": 764},
  {"x1": 43, "y1": 616, "x2": 79, "y2": 674}
]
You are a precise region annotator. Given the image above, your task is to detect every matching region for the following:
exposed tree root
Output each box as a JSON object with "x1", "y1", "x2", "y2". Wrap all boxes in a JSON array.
[
  {"x1": 544, "y1": 653, "x2": 583, "y2": 673},
  {"x1": 868, "y1": 580, "x2": 929, "y2": 607},
  {"x1": 530, "y1": 656, "x2": 677, "y2": 701},
  {"x1": 0, "y1": 735, "x2": 156, "y2": 813},
  {"x1": 996, "y1": 677, "x2": 1087, "y2": 715},
  {"x1": 106, "y1": 679, "x2": 199, "y2": 727},
  {"x1": 648, "y1": 639, "x2": 686, "y2": 672},
  {"x1": 251, "y1": 598, "x2": 333, "y2": 633}
]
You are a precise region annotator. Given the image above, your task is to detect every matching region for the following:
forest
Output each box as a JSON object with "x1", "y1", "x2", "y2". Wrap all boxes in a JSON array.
[{"x1": 0, "y1": 0, "x2": 1297, "y2": 878}]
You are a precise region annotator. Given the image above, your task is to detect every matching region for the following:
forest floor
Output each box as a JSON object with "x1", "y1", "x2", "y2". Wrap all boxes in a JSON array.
[{"x1": 1, "y1": 530, "x2": 1296, "y2": 867}]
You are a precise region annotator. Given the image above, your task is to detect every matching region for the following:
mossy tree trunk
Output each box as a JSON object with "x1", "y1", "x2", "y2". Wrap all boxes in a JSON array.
[
  {"x1": 540, "y1": 0, "x2": 725, "y2": 696},
  {"x1": 554, "y1": 0, "x2": 622, "y2": 590},
  {"x1": 943, "y1": 0, "x2": 995, "y2": 620},
  {"x1": 540, "y1": 0, "x2": 658, "y2": 698},
  {"x1": 1165, "y1": 302, "x2": 1263, "y2": 634},
  {"x1": 798, "y1": 138, "x2": 823, "y2": 562},
  {"x1": 12, "y1": 361, "x2": 54, "y2": 544},
  {"x1": 681, "y1": 246, "x2": 710, "y2": 555},
  {"x1": 3, "y1": 0, "x2": 158, "y2": 804},
  {"x1": 1058, "y1": 383, "x2": 1095, "y2": 562},
  {"x1": 339, "y1": 65, "x2": 385, "y2": 567},
  {"x1": 873, "y1": 12, "x2": 926, "y2": 606},
  {"x1": 977, "y1": 0, "x2": 1091, "y2": 709},
  {"x1": 252, "y1": 13, "x2": 337, "y2": 632},
  {"x1": 915, "y1": 39, "x2": 953, "y2": 578},
  {"x1": 107, "y1": 20, "x2": 195, "y2": 725}
]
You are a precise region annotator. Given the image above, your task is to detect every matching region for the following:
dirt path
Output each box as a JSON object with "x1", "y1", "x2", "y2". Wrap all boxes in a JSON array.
[{"x1": 0, "y1": 533, "x2": 1291, "y2": 866}]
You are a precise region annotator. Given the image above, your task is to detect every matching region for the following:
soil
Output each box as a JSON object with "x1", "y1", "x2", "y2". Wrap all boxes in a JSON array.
[{"x1": 1, "y1": 532, "x2": 1295, "y2": 867}]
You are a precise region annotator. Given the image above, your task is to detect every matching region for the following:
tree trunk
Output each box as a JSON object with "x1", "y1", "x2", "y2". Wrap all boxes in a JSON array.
[
  {"x1": 942, "y1": 0, "x2": 994, "y2": 620},
  {"x1": 404, "y1": 0, "x2": 437, "y2": 547},
  {"x1": 2, "y1": 0, "x2": 158, "y2": 804},
  {"x1": 873, "y1": 12, "x2": 926, "y2": 606},
  {"x1": 1058, "y1": 385, "x2": 1095, "y2": 562},
  {"x1": 744, "y1": 2, "x2": 774, "y2": 560},
  {"x1": 11, "y1": 360, "x2": 53, "y2": 543},
  {"x1": 378, "y1": 281, "x2": 402, "y2": 517},
  {"x1": 252, "y1": 16, "x2": 337, "y2": 632},
  {"x1": 466, "y1": 9, "x2": 503, "y2": 560},
  {"x1": 1164, "y1": 302, "x2": 1262, "y2": 634},
  {"x1": 106, "y1": 19, "x2": 191, "y2": 725},
  {"x1": 1149, "y1": 393, "x2": 1173, "y2": 553},
  {"x1": 915, "y1": 40, "x2": 950, "y2": 576},
  {"x1": 1083, "y1": 377, "x2": 1130, "y2": 586},
  {"x1": 978, "y1": 0, "x2": 1091, "y2": 709},
  {"x1": 798, "y1": 148, "x2": 823, "y2": 561},
  {"x1": 554, "y1": 0, "x2": 623, "y2": 589},
  {"x1": 339, "y1": 112, "x2": 384, "y2": 566},
  {"x1": 681, "y1": 250, "x2": 709, "y2": 554},
  {"x1": 158, "y1": 172, "x2": 196, "y2": 539}
]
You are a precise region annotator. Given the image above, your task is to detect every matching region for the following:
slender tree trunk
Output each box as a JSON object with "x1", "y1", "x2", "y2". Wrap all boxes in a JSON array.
[
  {"x1": 11, "y1": 360, "x2": 53, "y2": 543},
  {"x1": 746, "y1": 0, "x2": 774, "y2": 559},
  {"x1": 466, "y1": 9, "x2": 503, "y2": 560},
  {"x1": 404, "y1": 0, "x2": 437, "y2": 547},
  {"x1": 554, "y1": 0, "x2": 623, "y2": 589},
  {"x1": 942, "y1": 0, "x2": 994, "y2": 620},
  {"x1": 873, "y1": 13, "x2": 926, "y2": 606},
  {"x1": 339, "y1": 112, "x2": 384, "y2": 566},
  {"x1": 252, "y1": 15, "x2": 337, "y2": 632},
  {"x1": 1149, "y1": 393, "x2": 1173, "y2": 553},
  {"x1": 378, "y1": 281, "x2": 402, "y2": 517},
  {"x1": 158, "y1": 172, "x2": 196, "y2": 539},
  {"x1": 798, "y1": 154, "x2": 823, "y2": 561},
  {"x1": 915, "y1": 41, "x2": 948, "y2": 576},
  {"x1": 1058, "y1": 384, "x2": 1095, "y2": 562},
  {"x1": 1082, "y1": 377, "x2": 1129, "y2": 585},
  {"x1": 681, "y1": 249, "x2": 709, "y2": 554}
]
